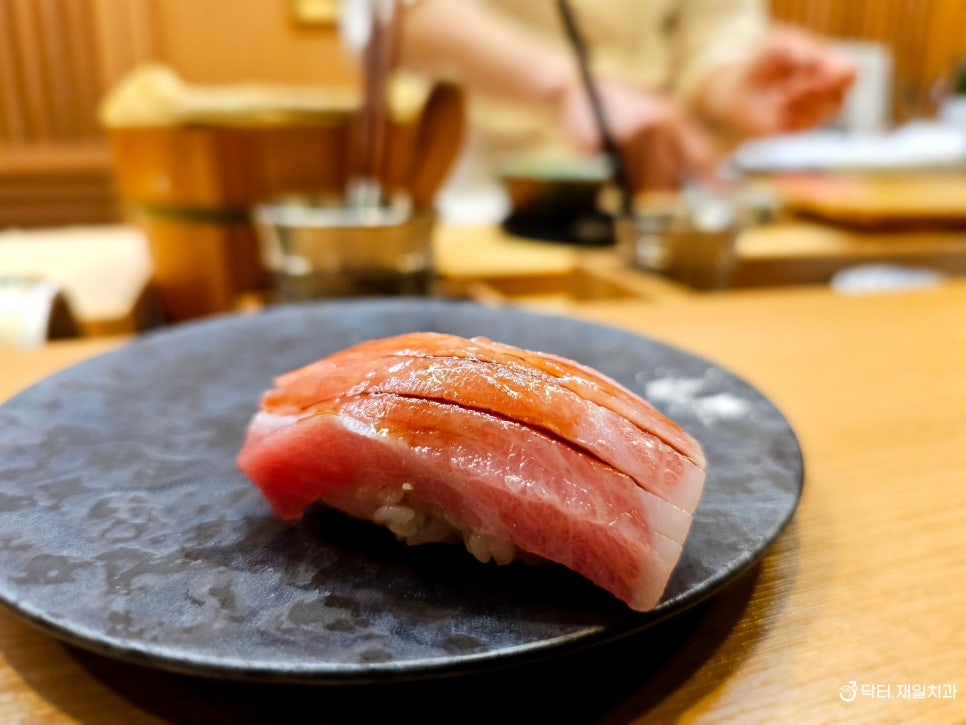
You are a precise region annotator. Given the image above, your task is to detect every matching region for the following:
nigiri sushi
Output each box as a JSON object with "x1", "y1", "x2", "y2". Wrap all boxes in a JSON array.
[{"x1": 237, "y1": 332, "x2": 706, "y2": 612}]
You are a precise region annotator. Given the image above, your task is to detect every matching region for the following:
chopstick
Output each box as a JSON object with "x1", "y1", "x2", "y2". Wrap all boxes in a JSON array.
[
  {"x1": 348, "y1": 0, "x2": 399, "y2": 210},
  {"x1": 556, "y1": 0, "x2": 634, "y2": 215}
]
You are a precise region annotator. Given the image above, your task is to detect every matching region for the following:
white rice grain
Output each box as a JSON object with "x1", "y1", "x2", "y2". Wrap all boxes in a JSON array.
[{"x1": 342, "y1": 486, "x2": 526, "y2": 566}]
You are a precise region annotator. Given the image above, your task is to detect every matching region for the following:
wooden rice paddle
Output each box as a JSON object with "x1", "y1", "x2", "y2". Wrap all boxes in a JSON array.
[{"x1": 407, "y1": 81, "x2": 466, "y2": 211}]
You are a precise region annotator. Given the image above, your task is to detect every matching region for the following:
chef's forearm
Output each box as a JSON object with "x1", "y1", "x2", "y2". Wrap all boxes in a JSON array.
[{"x1": 398, "y1": 0, "x2": 577, "y2": 110}]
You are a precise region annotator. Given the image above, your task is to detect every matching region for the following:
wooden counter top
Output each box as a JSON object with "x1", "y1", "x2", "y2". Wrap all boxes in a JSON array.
[
  {"x1": 7, "y1": 212, "x2": 966, "y2": 338},
  {"x1": 1, "y1": 278, "x2": 963, "y2": 723},
  {"x1": 436, "y1": 219, "x2": 966, "y2": 292}
]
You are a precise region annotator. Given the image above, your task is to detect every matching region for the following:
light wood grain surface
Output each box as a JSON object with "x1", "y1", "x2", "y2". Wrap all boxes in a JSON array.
[
  {"x1": 773, "y1": 174, "x2": 966, "y2": 228},
  {"x1": 1, "y1": 280, "x2": 964, "y2": 724},
  {"x1": 9, "y1": 214, "x2": 966, "y2": 336},
  {"x1": 434, "y1": 219, "x2": 966, "y2": 292}
]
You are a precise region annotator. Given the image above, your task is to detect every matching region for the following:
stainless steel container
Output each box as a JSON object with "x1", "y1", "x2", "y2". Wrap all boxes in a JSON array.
[
  {"x1": 615, "y1": 196, "x2": 739, "y2": 291},
  {"x1": 253, "y1": 195, "x2": 436, "y2": 302}
]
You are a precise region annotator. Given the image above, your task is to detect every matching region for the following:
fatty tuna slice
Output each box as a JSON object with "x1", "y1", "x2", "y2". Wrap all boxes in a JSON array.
[
  {"x1": 275, "y1": 332, "x2": 705, "y2": 468},
  {"x1": 263, "y1": 352, "x2": 703, "y2": 512},
  {"x1": 238, "y1": 393, "x2": 692, "y2": 612}
]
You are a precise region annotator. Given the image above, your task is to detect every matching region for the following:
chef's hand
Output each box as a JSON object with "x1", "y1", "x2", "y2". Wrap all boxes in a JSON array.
[
  {"x1": 701, "y1": 24, "x2": 856, "y2": 136},
  {"x1": 555, "y1": 77, "x2": 717, "y2": 192}
]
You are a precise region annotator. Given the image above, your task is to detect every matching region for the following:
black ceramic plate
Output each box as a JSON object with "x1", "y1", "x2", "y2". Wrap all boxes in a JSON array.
[{"x1": 0, "y1": 299, "x2": 803, "y2": 683}]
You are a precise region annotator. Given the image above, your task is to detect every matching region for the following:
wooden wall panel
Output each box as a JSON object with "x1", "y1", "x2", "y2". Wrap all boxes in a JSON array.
[
  {"x1": 0, "y1": 1, "x2": 25, "y2": 142},
  {"x1": 771, "y1": 0, "x2": 966, "y2": 120},
  {"x1": 90, "y1": 0, "x2": 156, "y2": 92},
  {"x1": 147, "y1": 0, "x2": 355, "y2": 87},
  {"x1": 0, "y1": 0, "x2": 132, "y2": 146},
  {"x1": 0, "y1": 0, "x2": 153, "y2": 227},
  {"x1": 920, "y1": 0, "x2": 966, "y2": 97},
  {"x1": 0, "y1": 0, "x2": 356, "y2": 229}
]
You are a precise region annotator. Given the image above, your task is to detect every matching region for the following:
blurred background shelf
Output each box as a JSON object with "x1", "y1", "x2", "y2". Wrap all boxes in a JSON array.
[
  {"x1": 2, "y1": 0, "x2": 966, "y2": 338},
  {"x1": 3, "y1": 0, "x2": 966, "y2": 230},
  {"x1": 0, "y1": 0, "x2": 356, "y2": 229}
]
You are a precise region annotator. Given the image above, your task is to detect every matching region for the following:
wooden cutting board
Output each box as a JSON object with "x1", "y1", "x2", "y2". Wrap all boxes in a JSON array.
[{"x1": 773, "y1": 173, "x2": 966, "y2": 229}]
